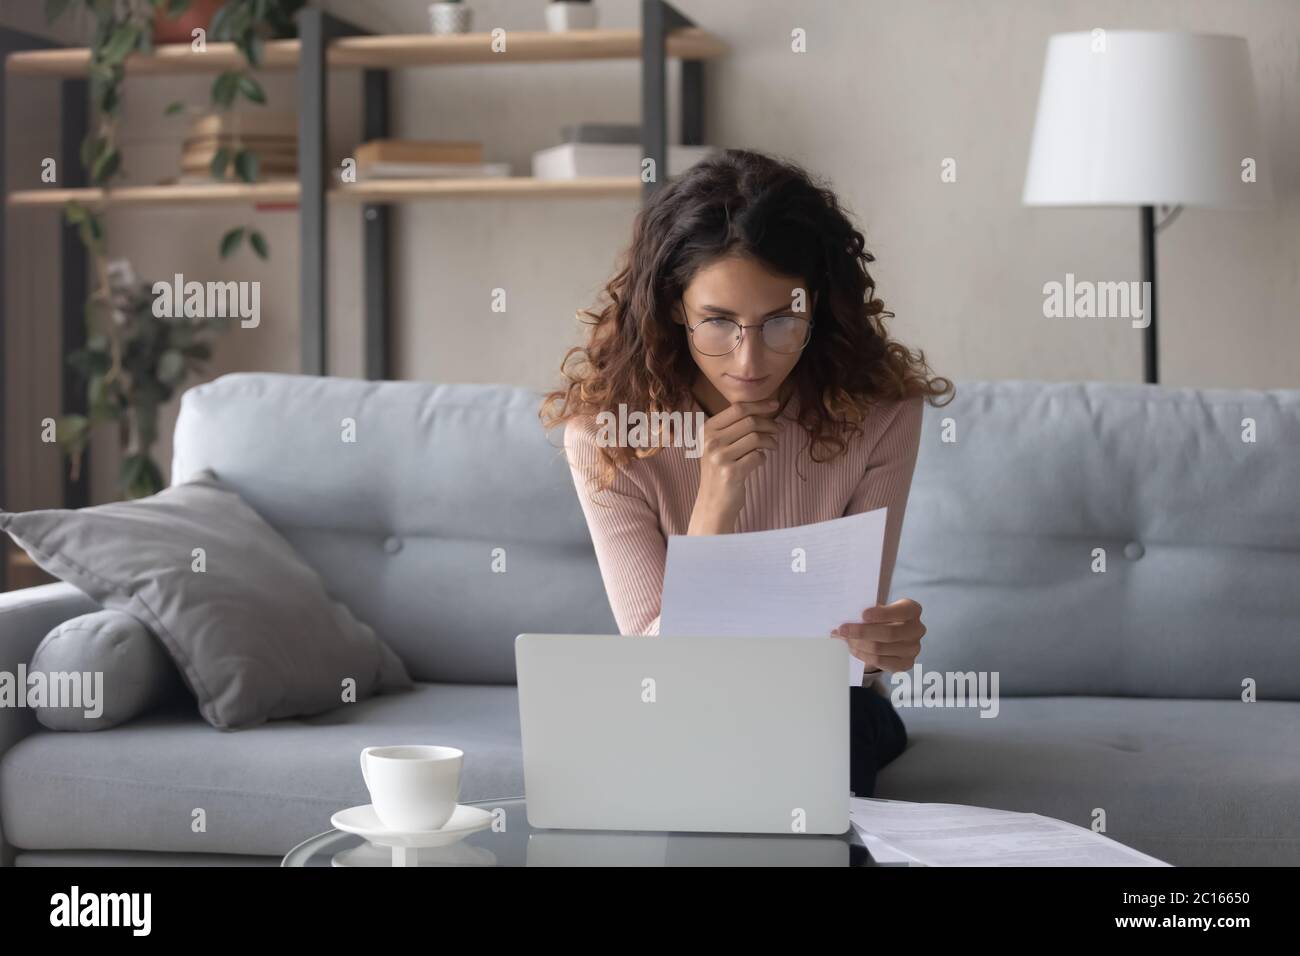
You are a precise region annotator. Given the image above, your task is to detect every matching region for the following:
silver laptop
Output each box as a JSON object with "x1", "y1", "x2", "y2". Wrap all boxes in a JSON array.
[{"x1": 515, "y1": 634, "x2": 849, "y2": 834}]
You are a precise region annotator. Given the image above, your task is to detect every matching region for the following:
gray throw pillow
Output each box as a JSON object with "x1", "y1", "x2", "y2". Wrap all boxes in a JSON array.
[
  {"x1": 30, "y1": 609, "x2": 185, "y2": 731},
  {"x1": 0, "y1": 471, "x2": 412, "y2": 730}
]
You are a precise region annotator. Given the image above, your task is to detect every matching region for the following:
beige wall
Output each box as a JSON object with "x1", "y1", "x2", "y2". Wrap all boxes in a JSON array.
[
  {"x1": 4, "y1": 0, "x2": 1297, "y2": 513},
  {"x1": 375, "y1": 0, "x2": 1299, "y2": 391}
]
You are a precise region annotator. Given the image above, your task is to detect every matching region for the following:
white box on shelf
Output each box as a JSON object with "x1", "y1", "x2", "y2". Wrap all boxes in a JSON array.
[{"x1": 531, "y1": 142, "x2": 716, "y2": 180}]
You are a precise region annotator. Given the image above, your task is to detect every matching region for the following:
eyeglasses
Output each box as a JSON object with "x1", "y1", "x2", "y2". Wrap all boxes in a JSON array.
[{"x1": 684, "y1": 314, "x2": 814, "y2": 356}]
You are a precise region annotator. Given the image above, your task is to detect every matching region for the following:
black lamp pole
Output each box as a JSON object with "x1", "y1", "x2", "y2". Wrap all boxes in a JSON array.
[{"x1": 1140, "y1": 205, "x2": 1159, "y2": 384}]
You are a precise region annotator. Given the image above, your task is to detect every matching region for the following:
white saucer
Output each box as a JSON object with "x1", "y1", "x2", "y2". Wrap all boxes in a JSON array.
[{"x1": 330, "y1": 803, "x2": 495, "y2": 848}]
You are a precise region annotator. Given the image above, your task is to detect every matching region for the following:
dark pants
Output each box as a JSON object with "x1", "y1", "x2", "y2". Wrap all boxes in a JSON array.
[{"x1": 849, "y1": 685, "x2": 908, "y2": 797}]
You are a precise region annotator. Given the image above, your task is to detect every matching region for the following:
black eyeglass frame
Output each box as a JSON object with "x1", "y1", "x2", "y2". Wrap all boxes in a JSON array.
[{"x1": 683, "y1": 313, "x2": 816, "y2": 356}]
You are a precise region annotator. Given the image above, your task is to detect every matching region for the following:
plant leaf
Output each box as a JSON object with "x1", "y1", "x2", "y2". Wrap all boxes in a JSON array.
[
  {"x1": 91, "y1": 69, "x2": 119, "y2": 116},
  {"x1": 219, "y1": 226, "x2": 245, "y2": 258},
  {"x1": 211, "y1": 70, "x2": 241, "y2": 108},
  {"x1": 80, "y1": 134, "x2": 101, "y2": 169},
  {"x1": 209, "y1": 147, "x2": 231, "y2": 179},
  {"x1": 56, "y1": 413, "x2": 90, "y2": 448},
  {"x1": 88, "y1": 374, "x2": 110, "y2": 410},
  {"x1": 165, "y1": 100, "x2": 185, "y2": 116},
  {"x1": 209, "y1": 3, "x2": 232, "y2": 40},
  {"x1": 245, "y1": 33, "x2": 264, "y2": 68},
  {"x1": 237, "y1": 74, "x2": 265, "y2": 104},
  {"x1": 102, "y1": 24, "x2": 141, "y2": 65},
  {"x1": 120, "y1": 454, "x2": 164, "y2": 499},
  {"x1": 78, "y1": 215, "x2": 104, "y2": 252},
  {"x1": 249, "y1": 230, "x2": 269, "y2": 259},
  {"x1": 233, "y1": 148, "x2": 259, "y2": 183},
  {"x1": 91, "y1": 146, "x2": 120, "y2": 183}
]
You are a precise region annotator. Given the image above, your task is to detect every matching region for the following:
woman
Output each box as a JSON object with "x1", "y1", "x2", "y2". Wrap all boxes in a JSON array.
[{"x1": 540, "y1": 149, "x2": 953, "y2": 797}]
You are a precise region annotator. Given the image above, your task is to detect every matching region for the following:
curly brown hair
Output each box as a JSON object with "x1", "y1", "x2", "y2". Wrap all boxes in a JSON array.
[{"x1": 540, "y1": 148, "x2": 953, "y2": 493}]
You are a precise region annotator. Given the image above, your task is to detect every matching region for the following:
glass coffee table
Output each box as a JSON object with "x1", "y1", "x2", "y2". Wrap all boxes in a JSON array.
[{"x1": 282, "y1": 796, "x2": 909, "y2": 867}]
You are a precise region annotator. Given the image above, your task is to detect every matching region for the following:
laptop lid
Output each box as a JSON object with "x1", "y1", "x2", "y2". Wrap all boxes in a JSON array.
[{"x1": 515, "y1": 634, "x2": 849, "y2": 834}]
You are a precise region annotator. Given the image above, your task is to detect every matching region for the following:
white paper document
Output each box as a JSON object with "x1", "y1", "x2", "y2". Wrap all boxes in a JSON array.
[
  {"x1": 658, "y1": 508, "x2": 888, "y2": 686},
  {"x1": 848, "y1": 797, "x2": 1171, "y2": 867}
]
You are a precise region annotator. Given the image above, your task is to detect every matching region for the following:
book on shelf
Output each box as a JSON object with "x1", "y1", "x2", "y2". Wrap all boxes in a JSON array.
[{"x1": 178, "y1": 112, "x2": 298, "y2": 179}]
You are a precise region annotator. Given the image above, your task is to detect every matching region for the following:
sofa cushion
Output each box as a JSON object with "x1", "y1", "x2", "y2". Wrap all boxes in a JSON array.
[
  {"x1": 0, "y1": 683, "x2": 522, "y2": 857},
  {"x1": 30, "y1": 609, "x2": 185, "y2": 731},
  {"x1": 875, "y1": 695, "x2": 1300, "y2": 866},
  {"x1": 6, "y1": 688, "x2": 1296, "y2": 864},
  {"x1": 0, "y1": 471, "x2": 412, "y2": 730},
  {"x1": 893, "y1": 381, "x2": 1300, "y2": 699}
]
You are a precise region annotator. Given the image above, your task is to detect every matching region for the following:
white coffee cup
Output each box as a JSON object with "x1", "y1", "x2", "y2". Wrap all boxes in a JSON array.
[{"x1": 359, "y1": 745, "x2": 463, "y2": 831}]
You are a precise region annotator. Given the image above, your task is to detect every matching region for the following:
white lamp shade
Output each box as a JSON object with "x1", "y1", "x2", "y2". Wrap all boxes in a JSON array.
[{"x1": 1023, "y1": 31, "x2": 1273, "y2": 207}]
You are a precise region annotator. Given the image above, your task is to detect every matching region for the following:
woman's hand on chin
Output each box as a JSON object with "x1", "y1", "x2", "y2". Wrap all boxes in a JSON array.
[{"x1": 831, "y1": 598, "x2": 925, "y2": 674}]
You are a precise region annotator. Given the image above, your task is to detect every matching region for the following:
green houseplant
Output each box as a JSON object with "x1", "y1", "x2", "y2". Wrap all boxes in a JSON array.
[
  {"x1": 43, "y1": 0, "x2": 303, "y2": 497},
  {"x1": 59, "y1": 260, "x2": 230, "y2": 499}
]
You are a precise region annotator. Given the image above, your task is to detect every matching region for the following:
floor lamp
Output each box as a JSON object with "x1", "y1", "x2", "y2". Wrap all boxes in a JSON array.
[{"x1": 1022, "y1": 30, "x2": 1272, "y2": 384}]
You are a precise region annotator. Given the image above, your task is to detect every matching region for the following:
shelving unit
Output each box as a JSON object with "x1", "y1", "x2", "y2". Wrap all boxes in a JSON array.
[{"x1": 0, "y1": 1, "x2": 725, "y2": 590}]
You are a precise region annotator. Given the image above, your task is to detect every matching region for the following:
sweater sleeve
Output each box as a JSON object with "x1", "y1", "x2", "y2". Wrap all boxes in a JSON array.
[
  {"x1": 843, "y1": 396, "x2": 925, "y2": 680},
  {"x1": 564, "y1": 417, "x2": 666, "y2": 636}
]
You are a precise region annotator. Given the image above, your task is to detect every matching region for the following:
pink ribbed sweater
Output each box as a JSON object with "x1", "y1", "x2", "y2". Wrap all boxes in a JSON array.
[{"x1": 563, "y1": 389, "x2": 925, "y2": 669}]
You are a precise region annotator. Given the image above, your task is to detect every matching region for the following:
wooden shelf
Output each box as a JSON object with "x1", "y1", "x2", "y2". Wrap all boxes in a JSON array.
[
  {"x1": 5, "y1": 28, "x2": 727, "y2": 77},
  {"x1": 5, "y1": 40, "x2": 300, "y2": 76},
  {"x1": 7, "y1": 176, "x2": 643, "y2": 208},
  {"x1": 327, "y1": 28, "x2": 727, "y2": 68},
  {"x1": 333, "y1": 176, "x2": 640, "y2": 201},
  {"x1": 7, "y1": 180, "x2": 300, "y2": 208}
]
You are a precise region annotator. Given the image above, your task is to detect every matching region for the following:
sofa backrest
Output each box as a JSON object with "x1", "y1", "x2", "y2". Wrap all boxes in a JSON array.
[
  {"x1": 892, "y1": 380, "x2": 1300, "y2": 699},
  {"x1": 172, "y1": 373, "x2": 617, "y2": 684},
  {"x1": 175, "y1": 374, "x2": 1300, "y2": 698}
]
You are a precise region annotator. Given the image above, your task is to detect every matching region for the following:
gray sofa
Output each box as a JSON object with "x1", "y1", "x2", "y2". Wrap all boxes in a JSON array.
[{"x1": 1, "y1": 373, "x2": 1296, "y2": 866}]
